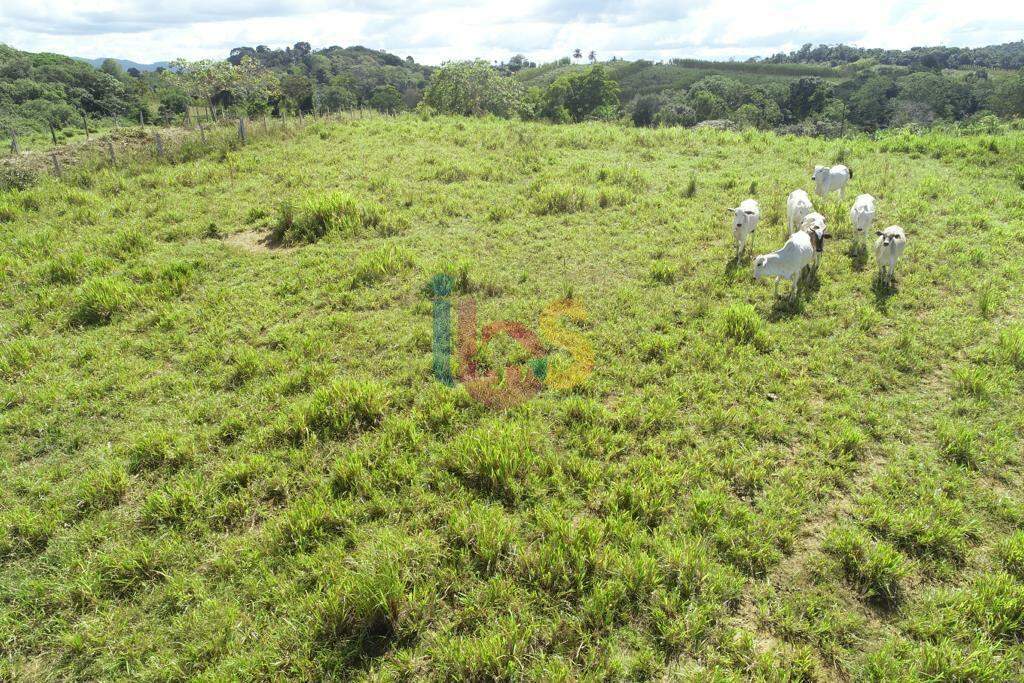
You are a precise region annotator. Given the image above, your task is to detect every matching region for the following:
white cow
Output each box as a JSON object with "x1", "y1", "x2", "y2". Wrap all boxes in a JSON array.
[
  {"x1": 799, "y1": 212, "x2": 831, "y2": 269},
  {"x1": 753, "y1": 230, "x2": 815, "y2": 300},
  {"x1": 850, "y1": 194, "x2": 876, "y2": 243},
  {"x1": 874, "y1": 226, "x2": 907, "y2": 285},
  {"x1": 811, "y1": 164, "x2": 852, "y2": 200},
  {"x1": 728, "y1": 199, "x2": 761, "y2": 260},
  {"x1": 786, "y1": 189, "x2": 814, "y2": 234}
]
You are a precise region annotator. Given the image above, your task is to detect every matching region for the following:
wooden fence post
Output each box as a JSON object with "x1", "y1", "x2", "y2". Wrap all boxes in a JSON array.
[
  {"x1": 155, "y1": 133, "x2": 164, "y2": 159},
  {"x1": 51, "y1": 153, "x2": 62, "y2": 177},
  {"x1": 9, "y1": 130, "x2": 19, "y2": 155},
  {"x1": 106, "y1": 139, "x2": 116, "y2": 165},
  {"x1": 238, "y1": 117, "x2": 247, "y2": 143},
  {"x1": 198, "y1": 120, "x2": 206, "y2": 143},
  {"x1": 140, "y1": 110, "x2": 145, "y2": 127},
  {"x1": 262, "y1": 114, "x2": 268, "y2": 134},
  {"x1": 49, "y1": 123, "x2": 58, "y2": 145},
  {"x1": 82, "y1": 110, "x2": 90, "y2": 140}
]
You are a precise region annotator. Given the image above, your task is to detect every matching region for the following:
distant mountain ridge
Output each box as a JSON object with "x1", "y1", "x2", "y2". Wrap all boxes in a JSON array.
[{"x1": 74, "y1": 56, "x2": 170, "y2": 72}]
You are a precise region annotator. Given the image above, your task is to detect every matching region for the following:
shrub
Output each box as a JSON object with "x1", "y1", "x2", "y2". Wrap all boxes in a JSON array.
[{"x1": 0, "y1": 165, "x2": 38, "y2": 192}]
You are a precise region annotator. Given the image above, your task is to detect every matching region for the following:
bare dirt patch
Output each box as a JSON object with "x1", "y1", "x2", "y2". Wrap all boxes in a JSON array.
[{"x1": 223, "y1": 229, "x2": 289, "y2": 253}]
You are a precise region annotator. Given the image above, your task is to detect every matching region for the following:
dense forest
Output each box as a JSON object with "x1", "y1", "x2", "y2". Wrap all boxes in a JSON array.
[
  {"x1": 763, "y1": 41, "x2": 1024, "y2": 69},
  {"x1": 3, "y1": 39, "x2": 1024, "y2": 144},
  {"x1": 0, "y1": 45, "x2": 146, "y2": 138}
]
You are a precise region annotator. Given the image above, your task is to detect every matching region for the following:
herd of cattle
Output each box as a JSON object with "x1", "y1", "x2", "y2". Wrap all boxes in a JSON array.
[{"x1": 728, "y1": 164, "x2": 908, "y2": 299}]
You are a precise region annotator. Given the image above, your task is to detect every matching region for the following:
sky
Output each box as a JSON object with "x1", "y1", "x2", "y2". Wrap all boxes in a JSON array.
[{"x1": 1, "y1": 0, "x2": 1023, "y2": 66}]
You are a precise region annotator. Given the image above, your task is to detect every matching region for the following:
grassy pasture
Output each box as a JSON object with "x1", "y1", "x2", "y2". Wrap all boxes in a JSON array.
[{"x1": 2, "y1": 113, "x2": 1024, "y2": 680}]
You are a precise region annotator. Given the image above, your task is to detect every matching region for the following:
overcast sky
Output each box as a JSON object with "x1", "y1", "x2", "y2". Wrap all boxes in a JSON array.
[{"x1": 2, "y1": 0, "x2": 1023, "y2": 65}]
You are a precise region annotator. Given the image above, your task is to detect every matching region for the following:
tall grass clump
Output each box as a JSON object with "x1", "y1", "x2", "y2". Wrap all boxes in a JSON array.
[
  {"x1": 444, "y1": 423, "x2": 551, "y2": 505},
  {"x1": 276, "y1": 378, "x2": 390, "y2": 444},
  {"x1": 824, "y1": 527, "x2": 909, "y2": 606},
  {"x1": 718, "y1": 303, "x2": 770, "y2": 351},
  {"x1": 349, "y1": 245, "x2": 415, "y2": 289},
  {"x1": 70, "y1": 276, "x2": 135, "y2": 326},
  {"x1": 531, "y1": 184, "x2": 593, "y2": 215},
  {"x1": 993, "y1": 325, "x2": 1024, "y2": 370},
  {"x1": 0, "y1": 197, "x2": 19, "y2": 223},
  {"x1": 273, "y1": 192, "x2": 390, "y2": 244}
]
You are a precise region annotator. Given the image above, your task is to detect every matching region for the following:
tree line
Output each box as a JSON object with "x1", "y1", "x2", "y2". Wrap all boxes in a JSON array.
[{"x1": 4, "y1": 40, "x2": 1024, "y2": 144}]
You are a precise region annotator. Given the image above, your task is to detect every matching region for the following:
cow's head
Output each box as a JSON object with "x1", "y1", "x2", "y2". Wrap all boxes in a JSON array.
[
  {"x1": 753, "y1": 255, "x2": 769, "y2": 279},
  {"x1": 811, "y1": 165, "x2": 827, "y2": 182},
  {"x1": 727, "y1": 207, "x2": 757, "y2": 230},
  {"x1": 876, "y1": 230, "x2": 899, "y2": 247}
]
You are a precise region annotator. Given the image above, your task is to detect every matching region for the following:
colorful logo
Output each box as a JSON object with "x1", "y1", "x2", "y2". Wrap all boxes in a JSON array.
[{"x1": 429, "y1": 274, "x2": 594, "y2": 408}]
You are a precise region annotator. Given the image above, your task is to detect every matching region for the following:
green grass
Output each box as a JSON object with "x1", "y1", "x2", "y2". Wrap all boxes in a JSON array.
[{"x1": 2, "y1": 113, "x2": 1024, "y2": 679}]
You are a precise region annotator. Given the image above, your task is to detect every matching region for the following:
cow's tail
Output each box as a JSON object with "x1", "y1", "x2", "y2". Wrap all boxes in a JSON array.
[{"x1": 848, "y1": 167, "x2": 854, "y2": 179}]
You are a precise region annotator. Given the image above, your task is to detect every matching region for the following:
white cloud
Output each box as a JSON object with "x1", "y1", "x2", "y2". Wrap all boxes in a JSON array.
[{"x1": 0, "y1": 0, "x2": 1022, "y2": 64}]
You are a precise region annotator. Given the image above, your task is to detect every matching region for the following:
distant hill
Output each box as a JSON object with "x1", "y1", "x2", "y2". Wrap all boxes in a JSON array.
[{"x1": 75, "y1": 56, "x2": 170, "y2": 72}]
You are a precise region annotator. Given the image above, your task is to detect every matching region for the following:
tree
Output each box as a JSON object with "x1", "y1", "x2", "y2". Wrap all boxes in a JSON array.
[
  {"x1": 573, "y1": 49, "x2": 582, "y2": 62},
  {"x1": 280, "y1": 73, "x2": 313, "y2": 112},
  {"x1": 423, "y1": 60, "x2": 529, "y2": 118},
  {"x1": 542, "y1": 64, "x2": 619, "y2": 122},
  {"x1": 158, "y1": 90, "x2": 191, "y2": 119},
  {"x1": 321, "y1": 84, "x2": 357, "y2": 111},
  {"x1": 369, "y1": 84, "x2": 402, "y2": 113},
  {"x1": 897, "y1": 71, "x2": 971, "y2": 119},
  {"x1": 231, "y1": 57, "x2": 281, "y2": 115},
  {"x1": 990, "y1": 69, "x2": 1024, "y2": 117},
  {"x1": 588, "y1": 51, "x2": 597, "y2": 63},
  {"x1": 689, "y1": 90, "x2": 727, "y2": 121},
  {"x1": 786, "y1": 77, "x2": 833, "y2": 121},
  {"x1": 631, "y1": 94, "x2": 662, "y2": 127},
  {"x1": 847, "y1": 75, "x2": 896, "y2": 129},
  {"x1": 169, "y1": 58, "x2": 235, "y2": 116},
  {"x1": 228, "y1": 47, "x2": 257, "y2": 66},
  {"x1": 99, "y1": 58, "x2": 125, "y2": 79}
]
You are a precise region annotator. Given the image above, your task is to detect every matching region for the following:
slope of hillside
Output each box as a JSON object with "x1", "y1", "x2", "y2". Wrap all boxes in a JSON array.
[{"x1": 2, "y1": 114, "x2": 1024, "y2": 679}]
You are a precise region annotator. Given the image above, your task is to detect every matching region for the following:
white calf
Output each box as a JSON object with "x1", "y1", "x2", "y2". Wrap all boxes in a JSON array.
[
  {"x1": 786, "y1": 189, "x2": 814, "y2": 234},
  {"x1": 753, "y1": 230, "x2": 815, "y2": 299},
  {"x1": 850, "y1": 194, "x2": 876, "y2": 243},
  {"x1": 799, "y1": 212, "x2": 831, "y2": 268},
  {"x1": 811, "y1": 164, "x2": 852, "y2": 200},
  {"x1": 728, "y1": 199, "x2": 760, "y2": 260},
  {"x1": 874, "y1": 226, "x2": 907, "y2": 285}
]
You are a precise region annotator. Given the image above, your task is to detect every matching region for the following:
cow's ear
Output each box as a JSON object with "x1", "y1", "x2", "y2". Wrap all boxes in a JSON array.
[
  {"x1": 875, "y1": 231, "x2": 884, "y2": 236},
  {"x1": 823, "y1": 232, "x2": 832, "y2": 239}
]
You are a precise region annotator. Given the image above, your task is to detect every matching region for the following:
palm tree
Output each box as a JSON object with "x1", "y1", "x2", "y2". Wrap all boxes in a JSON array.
[
  {"x1": 573, "y1": 49, "x2": 582, "y2": 62},
  {"x1": 588, "y1": 51, "x2": 597, "y2": 63}
]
